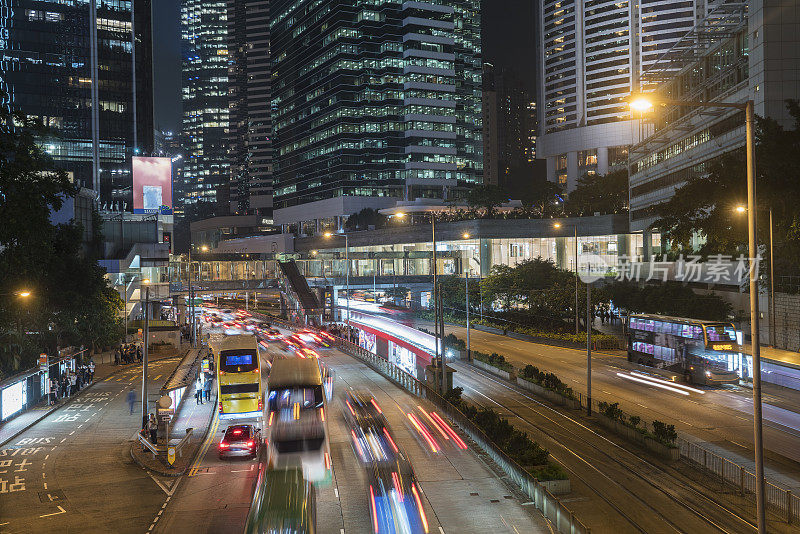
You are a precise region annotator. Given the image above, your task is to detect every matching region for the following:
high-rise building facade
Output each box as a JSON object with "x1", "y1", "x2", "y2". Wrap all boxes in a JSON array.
[
  {"x1": 179, "y1": 0, "x2": 230, "y2": 216},
  {"x1": 629, "y1": 0, "x2": 800, "y2": 233},
  {"x1": 227, "y1": 0, "x2": 273, "y2": 216},
  {"x1": 482, "y1": 63, "x2": 537, "y2": 193},
  {"x1": 536, "y1": 0, "x2": 712, "y2": 191},
  {"x1": 2, "y1": 1, "x2": 153, "y2": 208},
  {"x1": 270, "y1": 0, "x2": 482, "y2": 232}
]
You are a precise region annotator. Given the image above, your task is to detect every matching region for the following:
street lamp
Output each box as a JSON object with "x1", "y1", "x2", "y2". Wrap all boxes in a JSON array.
[
  {"x1": 186, "y1": 244, "x2": 209, "y2": 348},
  {"x1": 554, "y1": 222, "x2": 580, "y2": 335},
  {"x1": 141, "y1": 278, "x2": 151, "y2": 433},
  {"x1": 735, "y1": 205, "x2": 776, "y2": 348},
  {"x1": 324, "y1": 232, "x2": 350, "y2": 340},
  {"x1": 462, "y1": 232, "x2": 472, "y2": 362},
  {"x1": 631, "y1": 94, "x2": 766, "y2": 533},
  {"x1": 17, "y1": 291, "x2": 31, "y2": 298},
  {"x1": 395, "y1": 211, "x2": 445, "y2": 393}
]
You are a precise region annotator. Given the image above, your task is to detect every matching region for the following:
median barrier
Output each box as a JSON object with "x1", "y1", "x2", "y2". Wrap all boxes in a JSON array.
[
  {"x1": 592, "y1": 413, "x2": 679, "y2": 461},
  {"x1": 473, "y1": 358, "x2": 516, "y2": 381},
  {"x1": 516, "y1": 378, "x2": 581, "y2": 411}
]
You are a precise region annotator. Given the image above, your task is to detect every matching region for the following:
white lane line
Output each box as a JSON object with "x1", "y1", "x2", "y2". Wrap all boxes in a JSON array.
[
  {"x1": 43, "y1": 482, "x2": 48, "y2": 490},
  {"x1": 439, "y1": 528, "x2": 446, "y2": 534},
  {"x1": 44, "y1": 455, "x2": 49, "y2": 460},
  {"x1": 69, "y1": 431, "x2": 75, "y2": 435},
  {"x1": 334, "y1": 488, "x2": 339, "y2": 498},
  {"x1": 84, "y1": 418, "x2": 91, "y2": 422},
  {"x1": 51, "y1": 446, "x2": 57, "y2": 451},
  {"x1": 39, "y1": 505, "x2": 66, "y2": 517},
  {"x1": 60, "y1": 438, "x2": 66, "y2": 443},
  {"x1": 77, "y1": 424, "x2": 83, "y2": 428},
  {"x1": 42, "y1": 473, "x2": 46, "y2": 479}
]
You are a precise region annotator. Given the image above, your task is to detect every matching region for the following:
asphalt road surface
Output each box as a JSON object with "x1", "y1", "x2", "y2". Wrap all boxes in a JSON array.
[
  {"x1": 0, "y1": 357, "x2": 182, "y2": 534},
  {"x1": 158, "y1": 332, "x2": 552, "y2": 534}
]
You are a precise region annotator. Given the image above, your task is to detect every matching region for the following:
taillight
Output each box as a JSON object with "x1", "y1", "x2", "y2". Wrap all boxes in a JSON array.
[
  {"x1": 246, "y1": 440, "x2": 255, "y2": 448},
  {"x1": 258, "y1": 397, "x2": 263, "y2": 411},
  {"x1": 219, "y1": 401, "x2": 223, "y2": 414},
  {"x1": 219, "y1": 441, "x2": 229, "y2": 449},
  {"x1": 252, "y1": 368, "x2": 260, "y2": 373}
]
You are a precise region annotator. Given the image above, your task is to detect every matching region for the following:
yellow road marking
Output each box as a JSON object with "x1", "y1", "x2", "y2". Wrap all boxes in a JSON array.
[
  {"x1": 188, "y1": 410, "x2": 219, "y2": 477},
  {"x1": 154, "y1": 374, "x2": 162, "y2": 380}
]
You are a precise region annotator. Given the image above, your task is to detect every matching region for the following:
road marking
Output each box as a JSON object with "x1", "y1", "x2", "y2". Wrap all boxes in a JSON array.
[
  {"x1": 60, "y1": 438, "x2": 66, "y2": 443},
  {"x1": 69, "y1": 431, "x2": 75, "y2": 435},
  {"x1": 154, "y1": 374, "x2": 162, "y2": 380},
  {"x1": 39, "y1": 505, "x2": 66, "y2": 518},
  {"x1": 44, "y1": 455, "x2": 49, "y2": 460},
  {"x1": 77, "y1": 424, "x2": 83, "y2": 429},
  {"x1": 42, "y1": 473, "x2": 46, "y2": 479},
  {"x1": 439, "y1": 528, "x2": 446, "y2": 534},
  {"x1": 334, "y1": 488, "x2": 339, "y2": 498},
  {"x1": 44, "y1": 482, "x2": 48, "y2": 490},
  {"x1": 188, "y1": 411, "x2": 219, "y2": 476},
  {"x1": 0, "y1": 522, "x2": 8, "y2": 526}
]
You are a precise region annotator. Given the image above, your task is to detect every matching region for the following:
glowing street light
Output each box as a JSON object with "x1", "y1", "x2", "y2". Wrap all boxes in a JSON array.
[
  {"x1": 628, "y1": 96, "x2": 654, "y2": 113},
  {"x1": 17, "y1": 291, "x2": 31, "y2": 298}
]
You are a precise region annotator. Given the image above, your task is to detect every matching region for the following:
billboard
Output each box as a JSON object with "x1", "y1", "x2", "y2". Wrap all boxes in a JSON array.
[{"x1": 132, "y1": 156, "x2": 173, "y2": 214}]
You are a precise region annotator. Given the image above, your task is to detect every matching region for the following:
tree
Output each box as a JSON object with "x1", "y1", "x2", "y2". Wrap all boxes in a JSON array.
[
  {"x1": 344, "y1": 208, "x2": 386, "y2": 231},
  {"x1": 653, "y1": 100, "x2": 800, "y2": 275},
  {"x1": 565, "y1": 169, "x2": 628, "y2": 217},
  {"x1": 466, "y1": 184, "x2": 510, "y2": 218},
  {"x1": 605, "y1": 280, "x2": 731, "y2": 320},
  {"x1": 518, "y1": 180, "x2": 564, "y2": 217},
  {"x1": 384, "y1": 286, "x2": 410, "y2": 306}
]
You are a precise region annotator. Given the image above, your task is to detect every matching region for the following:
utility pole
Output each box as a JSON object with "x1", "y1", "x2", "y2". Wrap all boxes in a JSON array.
[
  {"x1": 141, "y1": 283, "x2": 150, "y2": 432},
  {"x1": 586, "y1": 282, "x2": 592, "y2": 416},
  {"x1": 465, "y1": 272, "x2": 471, "y2": 362}
]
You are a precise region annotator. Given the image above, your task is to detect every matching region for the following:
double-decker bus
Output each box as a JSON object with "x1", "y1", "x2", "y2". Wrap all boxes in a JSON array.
[
  {"x1": 215, "y1": 334, "x2": 264, "y2": 420},
  {"x1": 266, "y1": 358, "x2": 332, "y2": 484},
  {"x1": 627, "y1": 314, "x2": 741, "y2": 385}
]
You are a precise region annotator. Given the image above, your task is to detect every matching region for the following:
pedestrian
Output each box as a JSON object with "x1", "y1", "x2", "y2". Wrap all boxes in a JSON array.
[
  {"x1": 137, "y1": 346, "x2": 142, "y2": 362},
  {"x1": 148, "y1": 413, "x2": 158, "y2": 444},
  {"x1": 49, "y1": 377, "x2": 57, "y2": 405},
  {"x1": 114, "y1": 348, "x2": 120, "y2": 365},
  {"x1": 127, "y1": 389, "x2": 136, "y2": 415},
  {"x1": 89, "y1": 361, "x2": 95, "y2": 383},
  {"x1": 196, "y1": 376, "x2": 204, "y2": 405},
  {"x1": 70, "y1": 372, "x2": 78, "y2": 396},
  {"x1": 204, "y1": 376, "x2": 212, "y2": 402}
]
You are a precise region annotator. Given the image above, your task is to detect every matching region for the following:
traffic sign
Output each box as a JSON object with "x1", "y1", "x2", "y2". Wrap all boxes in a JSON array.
[
  {"x1": 39, "y1": 353, "x2": 48, "y2": 371},
  {"x1": 167, "y1": 446, "x2": 176, "y2": 466}
]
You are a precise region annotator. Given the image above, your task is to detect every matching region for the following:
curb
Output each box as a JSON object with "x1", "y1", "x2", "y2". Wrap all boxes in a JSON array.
[
  {"x1": 0, "y1": 354, "x2": 182, "y2": 449},
  {"x1": 129, "y1": 393, "x2": 218, "y2": 478}
]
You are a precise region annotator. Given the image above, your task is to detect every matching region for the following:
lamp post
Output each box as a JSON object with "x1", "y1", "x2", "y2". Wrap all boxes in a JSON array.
[
  {"x1": 187, "y1": 244, "x2": 209, "y2": 347},
  {"x1": 554, "y1": 222, "x2": 580, "y2": 335},
  {"x1": 141, "y1": 278, "x2": 150, "y2": 433},
  {"x1": 324, "y1": 232, "x2": 350, "y2": 340},
  {"x1": 736, "y1": 205, "x2": 776, "y2": 348},
  {"x1": 463, "y1": 232, "x2": 472, "y2": 362},
  {"x1": 631, "y1": 94, "x2": 765, "y2": 533},
  {"x1": 395, "y1": 211, "x2": 445, "y2": 393}
]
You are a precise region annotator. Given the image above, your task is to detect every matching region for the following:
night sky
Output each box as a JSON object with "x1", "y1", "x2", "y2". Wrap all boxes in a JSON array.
[{"x1": 151, "y1": 0, "x2": 536, "y2": 134}]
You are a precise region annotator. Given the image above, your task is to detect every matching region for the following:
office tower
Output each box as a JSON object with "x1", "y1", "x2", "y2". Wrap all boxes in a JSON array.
[
  {"x1": 482, "y1": 63, "x2": 537, "y2": 193},
  {"x1": 2, "y1": 1, "x2": 153, "y2": 208},
  {"x1": 270, "y1": 0, "x2": 482, "y2": 233},
  {"x1": 536, "y1": 0, "x2": 710, "y2": 191},
  {"x1": 227, "y1": 0, "x2": 273, "y2": 216},
  {"x1": 179, "y1": 0, "x2": 230, "y2": 215}
]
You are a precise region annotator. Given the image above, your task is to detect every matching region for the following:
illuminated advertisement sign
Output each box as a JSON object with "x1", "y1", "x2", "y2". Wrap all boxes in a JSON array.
[
  {"x1": 358, "y1": 329, "x2": 376, "y2": 354},
  {"x1": 1, "y1": 380, "x2": 26, "y2": 420},
  {"x1": 132, "y1": 156, "x2": 173, "y2": 214},
  {"x1": 389, "y1": 341, "x2": 417, "y2": 378}
]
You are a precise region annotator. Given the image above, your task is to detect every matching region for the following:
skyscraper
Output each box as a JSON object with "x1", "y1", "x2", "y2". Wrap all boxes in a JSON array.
[
  {"x1": 270, "y1": 0, "x2": 482, "y2": 233},
  {"x1": 179, "y1": 0, "x2": 230, "y2": 216},
  {"x1": 227, "y1": 0, "x2": 272, "y2": 216},
  {"x1": 1, "y1": 1, "x2": 153, "y2": 208},
  {"x1": 536, "y1": 0, "x2": 711, "y2": 191}
]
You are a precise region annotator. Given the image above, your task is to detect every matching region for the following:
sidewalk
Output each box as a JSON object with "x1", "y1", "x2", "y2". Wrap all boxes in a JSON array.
[
  {"x1": 130, "y1": 384, "x2": 217, "y2": 476},
  {"x1": 0, "y1": 348, "x2": 183, "y2": 447}
]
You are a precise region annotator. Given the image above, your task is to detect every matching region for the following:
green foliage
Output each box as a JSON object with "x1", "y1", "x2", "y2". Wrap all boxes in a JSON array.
[
  {"x1": 520, "y1": 364, "x2": 575, "y2": 398},
  {"x1": 565, "y1": 169, "x2": 629, "y2": 217},
  {"x1": 652, "y1": 420, "x2": 678, "y2": 446},
  {"x1": 383, "y1": 286, "x2": 410, "y2": 305},
  {"x1": 0, "y1": 109, "x2": 123, "y2": 377},
  {"x1": 472, "y1": 350, "x2": 514, "y2": 372},
  {"x1": 605, "y1": 280, "x2": 731, "y2": 320},
  {"x1": 599, "y1": 401, "x2": 624, "y2": 421},
  {"x1": 344, "y1": 208, "x2": 386, "y2": 231},
  {"x1": 466, "y1": 184, "x2": 510, "y2": 217},
  {"x1": 653, "y1": 100, "x2": 800, "y2": 276}
]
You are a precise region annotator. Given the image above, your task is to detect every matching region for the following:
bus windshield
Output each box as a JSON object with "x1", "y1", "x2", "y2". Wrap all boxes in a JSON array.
[
  {"x1": 220, "y1": 350, "x2": 258, "y2": 372},
  {"x1": 705, "y1": 325, "x2": 737, "y2": 342}
]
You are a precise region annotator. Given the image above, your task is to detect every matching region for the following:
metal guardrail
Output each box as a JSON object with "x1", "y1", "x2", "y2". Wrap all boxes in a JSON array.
[
  {"x1": 256, "y1": 312, "x2": 591, "y2": 534},
  {"x1": 138, "y1": 428, "x2": 194, "y2": 462},
  {"x1": 138, "y1": 433, "x2": 160, "y2": 458},
  {"x1": 679, "y1": 438, "x2": 797, "y2": 524}
]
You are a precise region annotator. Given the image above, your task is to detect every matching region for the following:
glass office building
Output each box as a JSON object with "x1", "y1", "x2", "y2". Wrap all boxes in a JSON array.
[
  {"x1": 3, "y1": 0, "x2": 153, "y2": 208},
  {"x1": 270, "y1": 0, "x2": 482, "y2": 214}
]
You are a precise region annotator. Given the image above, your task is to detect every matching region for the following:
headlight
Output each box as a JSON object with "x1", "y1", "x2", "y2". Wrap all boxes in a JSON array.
[{"x1": 705, "y1": 370, "x2": 711, "y2": 377}]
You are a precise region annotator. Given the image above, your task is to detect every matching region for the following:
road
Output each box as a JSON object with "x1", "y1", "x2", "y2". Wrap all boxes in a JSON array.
[
  {"x1": 159, "y1": 332, "x2": 552, "y2": 534},
  {"x1": 0, "y1": 357, "x2": 182, "y2": 533},
  {"x1": 419, "y1": 320, "x2": 800, "y2": 482}
]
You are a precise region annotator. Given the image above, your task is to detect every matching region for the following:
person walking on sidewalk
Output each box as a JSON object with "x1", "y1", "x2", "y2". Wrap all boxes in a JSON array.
[
  {"x1": 203, "y1": 376, "x2": 212, "y2": 402},
  {"x1": 127, "y1": 389, "x2": 136, "y2": 415},
  {"x1": 148, "y1": 413, "x2": 158, "y2": 444},
  {"x1": 88, "y1": 361, "x2": 95, "y2": 383},
  {"x1": 70, "y1": 372, "x2": 78, "y2": 396},
  {"x1": 49, "y1": 377, "x2": 58, "y2": 405}
]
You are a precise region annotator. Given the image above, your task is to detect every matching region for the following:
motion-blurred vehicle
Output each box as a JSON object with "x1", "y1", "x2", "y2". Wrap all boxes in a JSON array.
[
  {"x1": 295, "y1": 347, "x2": 319, "y2": 359},
  {"x1": 264, "y1": 328, "x2": 282, "y2": 341},
  {"x1": 344, "y1": 393, "x2": 402, "y2": 465},
  {"x1": 343, "y1": 391, "x2": 387, "y2": 428},
  {"x1": 219, "y1": 424, "x2": 262, "y2": 459},
  {"x1": 368, "y1": 459, "x2": 429, "y2": 534},
  {"x1": 244, "y1": 467, "x2": 316, "y2": 534},
  {"x1": 266, "y1": 358, "x2": 331, "y2": 484},
  {"x1": 214, "y1": 334, "x2": 263, "y2": 420}
]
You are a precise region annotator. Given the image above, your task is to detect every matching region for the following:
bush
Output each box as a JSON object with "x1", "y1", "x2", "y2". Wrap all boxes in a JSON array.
[
  {"x1": 520, "y1": 364, "x2": 575, "y2": 399},
  {"x1": 652, "y1": 420, "x2": 678, "y2": 446},
  {"x1": 599, "y1": 401, "x2": 624, "y2": 422},
  {"x1": 472, "y1": 350, "x2": 514, "y2": 372}
]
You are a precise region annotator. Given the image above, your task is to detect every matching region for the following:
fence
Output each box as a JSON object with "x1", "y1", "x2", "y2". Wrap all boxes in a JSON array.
[
  {"x1": 679, "y1": 438, "x2": 798, "y2": 524},
  {"x1": 0, "y1": 348, "x2": 88, "y2": 423}
]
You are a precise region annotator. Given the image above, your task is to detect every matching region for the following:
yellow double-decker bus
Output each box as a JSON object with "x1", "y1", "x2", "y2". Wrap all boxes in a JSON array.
[{"x1": 214, "y1": 334, "x2": 263, "y2": 420}]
